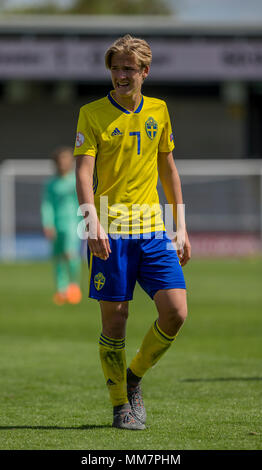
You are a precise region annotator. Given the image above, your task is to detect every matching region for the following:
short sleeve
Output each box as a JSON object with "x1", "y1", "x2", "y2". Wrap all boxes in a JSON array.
[
  {"x1": 158, "y1": 103, "x2": 175, "y2": 153},
  {"x1": 74, "y1": 107, "x2": 98, "y2": 158}
]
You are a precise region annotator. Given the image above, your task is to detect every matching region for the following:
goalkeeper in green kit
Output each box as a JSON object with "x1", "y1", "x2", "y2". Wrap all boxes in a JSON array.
[{"x1": 41, "y1": 146, "x2": 82, "y2": 305}]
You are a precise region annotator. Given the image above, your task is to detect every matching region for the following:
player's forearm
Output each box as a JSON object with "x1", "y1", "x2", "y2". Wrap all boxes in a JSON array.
[
  {"x1": 75, "y1": 155, "x2": 100, "y2": 237},
  {"x1": 75, "y1": 155, "x2": 96, "y2": 206},
  {"x1": 76, "y1": 171, "x2": 94, "y2": 207},
  {"x1": 41, "y1": 200, "x2": 55, "y2": 230},
  {"x1": 75, "y1": 155, "x2": 110, "y2": 257},
  {"x1": 158, "y1": 153, "x2": 185, "y2": 229}
]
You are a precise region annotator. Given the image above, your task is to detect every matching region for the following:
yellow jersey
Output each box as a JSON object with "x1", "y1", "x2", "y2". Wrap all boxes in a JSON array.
[{"x1": 74, "y1": 92, "x2": 174, "y2": 234}]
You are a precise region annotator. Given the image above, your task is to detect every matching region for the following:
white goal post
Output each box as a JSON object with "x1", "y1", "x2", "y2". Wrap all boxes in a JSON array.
[
  {"x1": 0, "y1": 159, "x2": 54, "y2": 260},
  {"x1": 0, "y1": 158, "x2": 262, "y2": 260}
]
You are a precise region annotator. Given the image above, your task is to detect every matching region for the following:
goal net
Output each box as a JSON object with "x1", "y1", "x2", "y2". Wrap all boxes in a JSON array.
[{"x1": 0, "y1": 158, "x2": 261, "y2": 260}]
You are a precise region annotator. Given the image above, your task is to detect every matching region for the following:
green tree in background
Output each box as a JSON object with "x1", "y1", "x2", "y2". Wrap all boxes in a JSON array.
[
  {"x1": 68, "y1": 0, "x2": 170, "y2": 15},
  {"x1": 2, "y1": 0, "x2": 171, "y2": 15}
]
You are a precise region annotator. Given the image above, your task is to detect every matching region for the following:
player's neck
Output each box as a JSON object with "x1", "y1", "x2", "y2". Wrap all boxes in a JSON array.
[{"x1": 112, "y1": 90, "x2": 142, "y2": 112}]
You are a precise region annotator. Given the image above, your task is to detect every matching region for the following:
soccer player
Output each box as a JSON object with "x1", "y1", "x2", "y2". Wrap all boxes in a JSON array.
[
  {"x1": 74, "y1": 35, "x2": 191, "y2": 430},
  {"x1": 41, "y1": 146, "x2": 82, "y2": 305}
]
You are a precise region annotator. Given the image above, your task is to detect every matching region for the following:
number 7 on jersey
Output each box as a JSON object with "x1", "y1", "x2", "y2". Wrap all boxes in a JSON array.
[{"x1": 129, "y1": 131, "x2": 141, "y2": 155}]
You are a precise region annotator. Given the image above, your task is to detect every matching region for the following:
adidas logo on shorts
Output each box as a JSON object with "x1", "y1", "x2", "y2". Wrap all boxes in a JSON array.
[{"x1": 111, "y1": 128, "x2": 123, "y2": 136}]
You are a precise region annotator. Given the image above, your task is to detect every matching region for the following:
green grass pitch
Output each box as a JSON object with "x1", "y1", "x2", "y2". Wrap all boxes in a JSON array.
[{"x1": 0, "y1": 258, "x2": 261, "y2": 450}]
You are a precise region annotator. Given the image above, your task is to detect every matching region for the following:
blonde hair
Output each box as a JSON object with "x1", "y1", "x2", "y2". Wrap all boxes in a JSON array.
[{"x1": 105, "y1": 34, "x2": 152, "y2": 69}]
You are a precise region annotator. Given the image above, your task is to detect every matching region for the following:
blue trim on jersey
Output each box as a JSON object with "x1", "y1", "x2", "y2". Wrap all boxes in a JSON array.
[
  {"x1": 107, "y1": 92, "x2": 144, "y2": 114},
  {"x1": 134, "y1": 95, "x2": 144, "y2": 113},
  {"x1": 107, "y1": 92, "x2": 130, "y2": 114}
]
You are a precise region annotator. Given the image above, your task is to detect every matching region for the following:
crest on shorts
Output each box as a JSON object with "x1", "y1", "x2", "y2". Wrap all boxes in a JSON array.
[
  {"x1": 145, "y1": 117, "x2": 158, "y2": 140},
  {"x1": 94, "y1": 272, "x2": 106, "y2": 291}
]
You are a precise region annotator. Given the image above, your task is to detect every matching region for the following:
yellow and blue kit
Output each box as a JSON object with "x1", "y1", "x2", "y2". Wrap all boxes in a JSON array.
[{"x1": 74, "y1": 92, "x2": 186, "y2": 300}]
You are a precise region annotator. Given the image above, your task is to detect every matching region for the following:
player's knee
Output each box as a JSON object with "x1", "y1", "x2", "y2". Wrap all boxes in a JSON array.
[
  {"x1": 169, "y1": 304, "x2": 187, "y2": 328},
  {"x1": 102, "y1": 303, "x2": 129, "y2": 338},
  {"x1": 177, "y1": 304, "x2": 188, "y2": 325},
  {"x1": 115, "y1": 303, "x2": 129, "y2": 323}
]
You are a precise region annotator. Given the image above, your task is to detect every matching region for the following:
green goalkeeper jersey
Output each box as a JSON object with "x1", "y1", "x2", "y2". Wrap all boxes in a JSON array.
[{"x1": 41, "y1": 171, "x2": 79, "y2": 232}]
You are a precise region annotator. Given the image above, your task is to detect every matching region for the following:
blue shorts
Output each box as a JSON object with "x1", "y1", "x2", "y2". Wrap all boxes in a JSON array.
[{"x1": 87, "y1": 232, "x2": 186, "y2": 301}]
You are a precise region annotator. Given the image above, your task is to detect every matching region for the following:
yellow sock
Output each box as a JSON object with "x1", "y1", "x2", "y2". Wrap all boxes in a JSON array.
[
  {"x1": 99, "y1": 333, "x2": 128, "y2": 407},
  {"x1": 129, "y1": 320, "x2": 177, "y2": 378}
]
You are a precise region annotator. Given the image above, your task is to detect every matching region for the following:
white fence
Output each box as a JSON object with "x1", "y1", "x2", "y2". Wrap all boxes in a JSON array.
[{"x1": 0, "y1": 158, "x2": 262, "y2": 260}]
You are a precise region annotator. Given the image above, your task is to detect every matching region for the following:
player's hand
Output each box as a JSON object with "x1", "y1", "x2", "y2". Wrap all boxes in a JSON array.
[
  {"x1": 43, "y1": 227, "x2": 56, "y2": 240},
  {"x1": 87, "y1": 221, "x2": 111, "y2": 261},
  {"x1": 176, "y1": 230, "x2": 191, "y2": 267}
]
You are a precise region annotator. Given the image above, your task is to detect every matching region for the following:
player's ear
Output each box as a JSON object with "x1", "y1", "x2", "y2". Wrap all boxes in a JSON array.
[{"x1": 142, "y1": 65, "x2": 150, "y2": 81}]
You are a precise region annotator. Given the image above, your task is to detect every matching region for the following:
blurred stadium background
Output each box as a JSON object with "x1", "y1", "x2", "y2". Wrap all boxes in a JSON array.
[
  {"x1": 0, "y1": 1, "x2": 262, "y2": 453},
  {"x1": 0, "y1": 0, "x2": 262, "y2": 260}
]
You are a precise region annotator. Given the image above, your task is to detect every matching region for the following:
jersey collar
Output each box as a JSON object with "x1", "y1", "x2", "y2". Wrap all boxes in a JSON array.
[{"x1": 107, "y1": 91, "x2": 144, "y2": 114}]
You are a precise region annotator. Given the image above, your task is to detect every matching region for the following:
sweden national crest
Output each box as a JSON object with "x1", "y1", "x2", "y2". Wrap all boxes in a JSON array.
[
  {"x1": 145, "y1": 116, "x2": 158, "y2": 140},
  {"x1": 94, "y1": 272, "x2": 106, "y2": 291}
]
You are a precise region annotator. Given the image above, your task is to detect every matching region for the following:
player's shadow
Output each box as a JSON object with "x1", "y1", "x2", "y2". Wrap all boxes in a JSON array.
[
  {"x1": 0, "y1": 424, "x2": 111, "y2": 431},
  {"x1": 180, "y1": 376, "x2": 262, "y2": 382}
]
